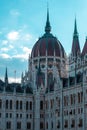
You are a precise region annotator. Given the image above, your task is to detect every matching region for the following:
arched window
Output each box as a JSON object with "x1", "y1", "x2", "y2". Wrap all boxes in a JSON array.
[
  {"x1": 20, "y1": 101, "x2": 22, "y2": 110},
  {"x1": 16, "y1": 101, "x2": 19, "y2": 110},
  {"x1": 27, "y1": 122, "x2": 31, "y2": 129},
  {"x1": 0, "y1": 99, "x2": 2, "y2": 109},
  {"x1": 26, "y1": 101, "x2": 28, "y2": 110},
  {"x1": 78, "y1": 93, "x2": 80, "y2": 103},
  {"x1": 30, "y1": 101, "x2": 32, "y2": 110},
  {"x1": 40, "y1": 101, "x2": 43, "y2": 110},
  {"x1": 47, "y1": 73, "x2": 53, "y2": 87},
  {"x1": 40, "y1": 122, "x2": 43, "y2": 129},
  {"x1": 51, "y1": 121, "x2": 53, "y2": 129},
  {"x1": 46, "y1": 122, "x2": 48, "y2": 129},
  {"x1": 10, "y1": 100, "x2": 12, "y2": 109},
  {"x1": 6, "y1": 100, "x2": 8, "y2": 109}
]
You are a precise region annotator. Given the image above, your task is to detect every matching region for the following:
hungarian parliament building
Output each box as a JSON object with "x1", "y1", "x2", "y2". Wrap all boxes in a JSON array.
[{"x1": 0, "y1": 9, "x2": 87, "y2": 130}]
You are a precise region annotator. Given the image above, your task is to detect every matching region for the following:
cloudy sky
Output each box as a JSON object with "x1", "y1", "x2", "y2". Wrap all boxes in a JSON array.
[{"x1": 0, "y1": 0, "x2": 87, "y2": 83}]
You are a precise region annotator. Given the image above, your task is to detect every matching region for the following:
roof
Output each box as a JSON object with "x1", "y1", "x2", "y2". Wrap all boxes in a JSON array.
[{"x1": 82, "y1": 38, "x2": 87, "y2": 56}]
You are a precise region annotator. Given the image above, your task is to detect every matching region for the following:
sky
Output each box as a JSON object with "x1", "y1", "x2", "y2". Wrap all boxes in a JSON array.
[{"x1": 0, "y1": 0, "x2": 87, "y2": 83}]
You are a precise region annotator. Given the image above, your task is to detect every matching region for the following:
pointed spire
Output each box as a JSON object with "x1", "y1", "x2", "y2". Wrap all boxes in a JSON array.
[
  {"x1": 74, "y1": 18, "x2": 78, "y2": 35},
  {"x1": 45, "y1": 5, "x2": 51, "y2": 33},
  {"x1": 71, "y1": 19, "x2": 81, "y2": 57},
  {"x1": 5, "y1": 67, "x2": 8, "y2": 86}
]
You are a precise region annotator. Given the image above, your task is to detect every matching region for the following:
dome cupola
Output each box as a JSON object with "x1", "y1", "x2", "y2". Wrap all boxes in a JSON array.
[{"x1": 31, "y1": 8, "x2": 66, "y2": 59}]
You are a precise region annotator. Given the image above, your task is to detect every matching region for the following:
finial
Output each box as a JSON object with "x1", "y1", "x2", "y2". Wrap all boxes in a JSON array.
[
  {"x1": 74, "y1": 17, "x2": 78, "y2": 35},
  {"x1": 45, "y1": 4, "x2": 51, "y2": 33}
]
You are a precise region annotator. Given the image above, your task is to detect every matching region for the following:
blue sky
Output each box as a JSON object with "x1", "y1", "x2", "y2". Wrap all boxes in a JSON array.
[{"x1": 0, "y1": 0, "x2": 87, "y2": 82}]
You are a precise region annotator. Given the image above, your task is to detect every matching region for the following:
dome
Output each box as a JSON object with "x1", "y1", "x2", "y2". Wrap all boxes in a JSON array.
[
  {"x1": 31, "y1": 9, "x2": 66, "y2": 59},
  {"x1": 31, "y1": 33, "x2": 65, "y2": 58}
]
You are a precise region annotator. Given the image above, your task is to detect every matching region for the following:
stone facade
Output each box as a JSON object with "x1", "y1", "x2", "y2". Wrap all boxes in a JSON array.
[{"x1": 0, "y1": 10, "x2": 87, "y2": 130}]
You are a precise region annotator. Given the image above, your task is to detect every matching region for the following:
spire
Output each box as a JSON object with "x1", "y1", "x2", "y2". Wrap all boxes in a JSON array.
[
  {"x1": 71, "y1": 19, "x2": 81, "y2": 57},
  {"x1": 74, "y1": 18, "x2": 78, "y2": 36},
  {"x1": 45, "y1": 6, "x2": 51, "y2": 33},
  {"x1": 5, "y1": 67, "x2": 8, "y2": 86}
]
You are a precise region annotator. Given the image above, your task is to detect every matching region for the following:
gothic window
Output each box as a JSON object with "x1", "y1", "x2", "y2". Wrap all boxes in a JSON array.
[
  {"x1": 0, "y1": 113, "x2": 1, "y2": 118},
  {"x1": 46, "y1": 122, "x2": 48, "y2": 129},
  {"x1": 10, "y1": 113, "x2": 12, "y2": 118},
  {"x1": 57, "y1": 120, "x2": 60, "y2": 128},
  {"x1": 70, "y1": 94, "x2": 73, "y2": 105},
  {"x1": 19, "y1": 114, "x2": 22, "y2": 118},
  {"x1": 6, "y1": 113, "x2": 8, "y2": 118},
  {"x1": 47, "y1": 73, "x2": 53, "y2": 87},
  {"x1": 71, "y1": 119, "x2": 75, "y2": 128},
  {"x1": 50, "y1": 99, "x2": 54, "y2": 109},
  {"x1": 78, "y1": 118, "x2": 83, "y2": 127},
  {"x1": 27, "y1": 122, "x2": 31, "y2": 129},
  {"x1": 26, "y1": 101, "x2": 28, "y2": 110},
  {"x1": 17, "y1": 122, "x2": 21, "y2": 129},
  {"x1": 20, "y1": 101, "x2": 22, "y2": 110},
  {"x1": 51, "y1": 121, "x2": 53, "y2": 129},
  {"x1": 30, "y1": 114, "x2": 32, "y2": 119},
  {"x1": 40, "y1": 101, "x2": 43, "y2": 110},
  {"x1": 64, "y1": 96, "x2": 68, "y2": 106},
  {"x1": 64, "y1": 120, "x2": 68, "y2": 128},
  {"x1": 81, "y1": 92, "x2": 83, "y2": 103},
  {"x1": 0, "y1": 99, "x2": 2, "y2": 109},
  {"x1": 30, "y1": 101, "x2": 32, "y2": 110},
  {"x1": 6, "y1": 100, "x2": 8, "y2": 109},
  {"x1": 16, "y1": 101, "x2": 19, "y2": 110},
  {"x1": 10, "y1": 100, "x2": 12, "y2": 109},
  {"x1": 6, "y1": 121, "x2": 11, "y2": 129},
  {"x1": 40, "y1": 122, "x2": 43, "y2": 129},
  {"x1": 78, "y1": 93, "x2": 80, "y2": 103}
]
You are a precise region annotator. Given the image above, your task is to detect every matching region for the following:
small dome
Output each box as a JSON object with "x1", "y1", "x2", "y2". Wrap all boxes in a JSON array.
[{"x1": 31, "y1": 33, "x2": 66, "y2": 58}]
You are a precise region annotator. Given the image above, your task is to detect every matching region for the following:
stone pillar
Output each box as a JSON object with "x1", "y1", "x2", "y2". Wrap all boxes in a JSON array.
[
  {"x1": 34, "y1": 91, "x2": 40, "y2": 130},
  {"x1": 45, "y1": 57, "x2": 47, "y2": 89}
]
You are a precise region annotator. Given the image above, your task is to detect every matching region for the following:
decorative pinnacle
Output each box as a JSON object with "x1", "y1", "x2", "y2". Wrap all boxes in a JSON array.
[
  {"x1": 5, "y1": 67, "x2": 8, "y2": 86},
  {"x1": 45, "y1": 5, "x2": 51, "y2": 33},
  {"x1": 74, "y1": 18, "x2": 78, "y2": 35}
]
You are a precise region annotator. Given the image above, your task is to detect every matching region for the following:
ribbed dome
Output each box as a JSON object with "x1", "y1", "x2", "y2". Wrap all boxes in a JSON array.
[
  {"x1": 31, "y1": 33, "x2": 66, "y2": 58},
  {"x1": 31, "y1": 8, "x2": 66, "y2": 59}
]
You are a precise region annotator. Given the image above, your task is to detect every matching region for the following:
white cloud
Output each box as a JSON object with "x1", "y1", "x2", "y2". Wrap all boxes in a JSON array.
[
  {"x1": 22, "y1": 46, "x2": 31, "y2": 54},
  {"x1": 9, "y1": 44, "x2": 14, "y2": 49},
  {"x1": 8, "y1": 77, "x2": 21, "y2": 83},
  {"x1": 7, "y1": 31, "x2": 19, "y2": 41},
  {"x1": 2, "y1": 40, "x2": 8, "y2": 45},
  {"x1": 1, "y1": 48, "x2": 9, "y2": 52},
  {"x1": 0, "y1": 76, "x2": 21, "y2": 83},
  {"x1": 12, "y1": 54, "x2": 28, "y2": 60},
  {"x1": 0, "y1": 53, "x2": 11, "y2": 59}
]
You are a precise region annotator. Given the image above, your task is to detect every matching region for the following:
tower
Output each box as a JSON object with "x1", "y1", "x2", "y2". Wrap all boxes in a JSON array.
[{"x1": 69, "y1": 19, "x2": 81, "y2": 77}]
